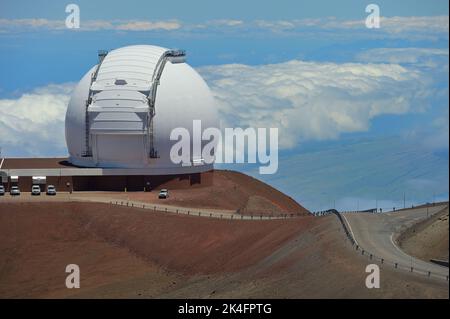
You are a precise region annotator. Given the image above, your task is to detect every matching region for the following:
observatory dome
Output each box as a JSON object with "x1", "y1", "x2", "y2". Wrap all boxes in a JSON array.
[{"x1": 65, "y1": 45, "x2": 218, "y2": 174}]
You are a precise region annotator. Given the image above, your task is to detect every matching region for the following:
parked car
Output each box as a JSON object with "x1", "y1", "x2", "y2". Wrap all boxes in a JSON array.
[
  {"x1": 0, "y1": 185, "x2": 5, "y2": 196},
  {"x1": 31, "y1": 185, "x2": 41, "y2": 196},
  {"x1": 46, "y1": 185, "x2": 57, "y2": 196},
  {"x1": 10, "y1": 186, "x2": 20, "y2": 196},
  {"x1": 158, "y1": 189, "x2": 169, "y2": 199}
]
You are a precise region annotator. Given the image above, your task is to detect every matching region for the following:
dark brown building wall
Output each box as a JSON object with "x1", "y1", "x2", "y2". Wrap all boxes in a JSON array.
[{"x1": 2, "y1": 171, "x2": 213, "y2": 192}]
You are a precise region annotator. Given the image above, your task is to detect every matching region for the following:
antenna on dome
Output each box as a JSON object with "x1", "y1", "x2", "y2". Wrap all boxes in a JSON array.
[{"x1": 98, "y1": 50, "x2": 108, "y2": 64}]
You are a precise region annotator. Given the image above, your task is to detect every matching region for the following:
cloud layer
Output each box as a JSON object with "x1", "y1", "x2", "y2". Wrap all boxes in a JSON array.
[
  {"x1": 199, "y1": 60, "x2": 431, "y2": 149},
  {"x1": 0, "y1": 55, "x2": 440, "y2": 155},
  {"x1": 0, "y1": 18, "x2": 181, "y2": 32},
  {"x1": 0, "y1": 84, "x2": 73, "y2": 156},
  {"x1": 0, "y1": 15, "x2": 447, "y2": 40}
]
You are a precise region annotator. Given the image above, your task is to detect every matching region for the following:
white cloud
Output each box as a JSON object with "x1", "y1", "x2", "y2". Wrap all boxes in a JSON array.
[
  {"x1": 250, "y1": 16, "x2": 449, "y2": 38},
  {"x1": 0, "y1": 15, "x2": 447, "y2": 39},
  {"x1": 209, "y1": 19, "x2": 243, "y2": 27},
  {"x1": 116, "y1": 20, "x2": 181, "y2": 31},
  {"x1": 377, "y1": 15, "x2": 449, "y2": 34},
  {"x1": 356, "y1": 48, "x2": 449, "y2": 69},
  {"x1": 311, "y1": 15, "x2": 449, "y2": 33},
  {"x1": 255, "y1": 20, "x2": 296, "y2": 31},
  {"x1": 199, "y1": 60, "x2": 431, "y2": 149},
  {"x1": 0, "y1": 18, "x2": 181, "y2": 32},
  {"x1": 0, "y1": 84, "x2": 73, "y2": 156},
  {"x1": 0, "y1": 18, "x2": 66, "y2": 30}
]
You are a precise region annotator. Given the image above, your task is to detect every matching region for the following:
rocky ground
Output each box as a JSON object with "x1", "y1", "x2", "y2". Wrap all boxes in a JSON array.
[
  {"x1": 0, "y1": 201, "x2": 447, "y2": 298},
  {"x1": 398, "y1": 206, "x2": 449, "y2": 263}
]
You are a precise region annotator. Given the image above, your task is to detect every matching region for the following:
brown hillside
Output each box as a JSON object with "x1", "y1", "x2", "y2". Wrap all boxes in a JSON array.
[
  {"x1": 0, "y1": 202, "x2": 447, "y2": 298},
  {"x1": 100, "y1": 170, "x2": 310, "y2": 216}
]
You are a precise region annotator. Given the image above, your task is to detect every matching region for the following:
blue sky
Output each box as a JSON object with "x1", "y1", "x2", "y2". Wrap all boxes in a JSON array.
[
  {"x1": 0, "y1": 0, "x2": 447, "y2": 20},
  {"x1": 0, "y1": 0, "x2": 448, "y2": 211}
]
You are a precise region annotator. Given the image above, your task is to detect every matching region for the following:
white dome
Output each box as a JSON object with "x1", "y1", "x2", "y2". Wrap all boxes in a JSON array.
[{"x1": 65, "y1": 45, "x2": 218, "y2": 173}]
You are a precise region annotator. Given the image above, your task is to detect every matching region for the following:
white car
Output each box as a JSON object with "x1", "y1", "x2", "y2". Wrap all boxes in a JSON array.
[
  {"x1": 158, "y1": 189, "x2": 169, "y2": 199},
  {"x1": 10, "y1": 186, "x2": 20, "y2": 196},
  {"x1": 46, "y1": 185, "x2": 57, "y2": 196},
  {"x1": 31, "y1": 185, "x2": 41, "y2": 196},
  {"x1": 0, "y1": 185, "x2": 5, "y2": 196}
]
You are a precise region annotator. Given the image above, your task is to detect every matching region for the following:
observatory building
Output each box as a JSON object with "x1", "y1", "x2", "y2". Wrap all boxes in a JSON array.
[
  {"x1": 67, "y1": 45, "x2": 218, "y2": 172},
  {"x1": 0, "y1": 45, "x2": 218, "y2": 191}
]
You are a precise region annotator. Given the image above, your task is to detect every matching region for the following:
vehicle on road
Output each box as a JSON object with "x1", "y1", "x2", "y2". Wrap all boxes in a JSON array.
[
  {"x1": 31, "y1": 185, "x2": 41, "y2": 196},
  {"x1": 10, "y1": 186, "x2": 20, "y2": 196},
  {"x1": 0, "y1": 185, "x2": 4, "y2": 196},
  {"x1": 158, "y1": 189, "x2": 169, "y2": 199},
  {"x1": 46, "y1": 185, "x2": 57, "y2": 196}
]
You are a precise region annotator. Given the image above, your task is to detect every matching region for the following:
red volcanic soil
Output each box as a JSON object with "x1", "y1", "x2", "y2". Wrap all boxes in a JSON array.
[
  {"x1": 100, "y1": 170, "x2": 309, "y2": 216},
  {"x1": 0, "y1": 202, "x2": 447, "y2": 298},
  {"x1": 0, "y1": 202, "x2": 312, "y2": 298}
]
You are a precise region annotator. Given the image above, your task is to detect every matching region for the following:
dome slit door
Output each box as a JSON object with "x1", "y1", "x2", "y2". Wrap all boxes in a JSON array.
[{"x1": 147, "y1": 49, "x2": 186, "y2": 159}]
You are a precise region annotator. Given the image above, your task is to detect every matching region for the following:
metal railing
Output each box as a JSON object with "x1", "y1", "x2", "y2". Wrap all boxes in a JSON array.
[{"x1": 107, "y1": 199, "x2": 304, "y2": 221}]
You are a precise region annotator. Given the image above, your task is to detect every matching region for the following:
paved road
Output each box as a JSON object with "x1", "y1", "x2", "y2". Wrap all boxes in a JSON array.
[{"x1": 342, "y1": 205, "x2": 449, "y2": 278}]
